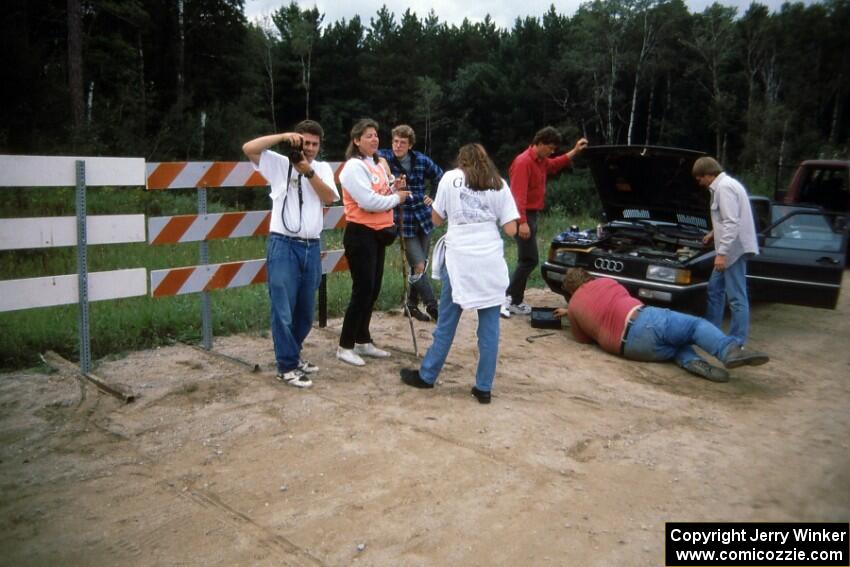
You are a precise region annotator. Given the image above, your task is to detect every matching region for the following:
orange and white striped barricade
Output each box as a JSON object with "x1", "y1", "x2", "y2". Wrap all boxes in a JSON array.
[
  {"x1": 149, "y1": 251, "x2": 349, "y2": 298},
  {"x1": 0, "y1": 155, "x2": 147, "y2": 374},
  {"x1": 148, "y1": 211, "x2": 271, "y2": 245},
  {"x1": 148, "y1": 207, "x2": 346, "y2": 245},
  {"x1": 145, "y1": 161, "x2": 269, "y2": 190},
  {"x1": 145, "y1": 161, "x2": 346, "y2": 348},
  {"x1": 146, "y1": 160, "x2": 275, "y2": 348},
  {"x1": 145, "y1": 161, "x2": 341, "y2": 191}
]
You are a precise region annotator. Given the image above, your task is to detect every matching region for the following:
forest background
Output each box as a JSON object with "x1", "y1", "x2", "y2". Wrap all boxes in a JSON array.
[
  {"x1": 0, "y1": 0, "x2": 848, "y2": 368},
  {"x1": 3, "y1": 0, "x2": 848, "y2": 174}
]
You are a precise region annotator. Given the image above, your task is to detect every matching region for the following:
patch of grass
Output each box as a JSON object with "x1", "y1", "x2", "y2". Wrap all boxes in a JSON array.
[{"x1": 1, "y1": 183, "x2": 589, "y2": 369}]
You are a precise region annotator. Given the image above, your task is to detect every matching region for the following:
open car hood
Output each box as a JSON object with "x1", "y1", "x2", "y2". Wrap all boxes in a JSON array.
[{"x1": 583, "y1": 146, "x2": 710, "y2": 227}]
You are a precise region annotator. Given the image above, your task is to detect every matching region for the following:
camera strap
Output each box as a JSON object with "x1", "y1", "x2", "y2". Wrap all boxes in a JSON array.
[{"x1": 281, "y1": 161, "x2": 304, "y2": 234}]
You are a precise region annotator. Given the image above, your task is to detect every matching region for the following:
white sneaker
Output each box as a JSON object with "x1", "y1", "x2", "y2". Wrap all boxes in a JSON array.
[
  {"x1": 336, "y1": 347, "x2": 366, "y2": 366},
  {"x1": 276, "y1": 369, "x2": 313, "y2": 388},
  {"x1": 500, "y1": 296, "x2": 511, "y2": 319},
  {"x1": 298, "y1": 358, "x2": 319, "y2": 374},
  {"x1": 354, "y1": 342, "x2": 391, "y2": 358},
  {"x1": 508, "y1": 302, "x2": 532, "y2": 315}
]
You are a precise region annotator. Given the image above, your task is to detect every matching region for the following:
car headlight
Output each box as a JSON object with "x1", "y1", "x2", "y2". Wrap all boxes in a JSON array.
[
  {"x1": 549, "y1": 249, "x2": 577, "y2": 266},
  {"x1": 646, "y1": 264, "x2": 691, "y2": 284}
]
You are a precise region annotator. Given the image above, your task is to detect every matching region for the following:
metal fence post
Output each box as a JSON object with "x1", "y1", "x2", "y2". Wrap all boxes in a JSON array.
[
  {"x1": 198, "y1": 188, "x2": 213, "y2": 350},
  {"x1": 75, "y1": 160, "x2": 92, "y2": 373}
]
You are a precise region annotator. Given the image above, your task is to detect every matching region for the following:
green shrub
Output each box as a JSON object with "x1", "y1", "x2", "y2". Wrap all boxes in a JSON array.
[{"x1": 543, "y1": 169, "x2": 602, "y2": 219}]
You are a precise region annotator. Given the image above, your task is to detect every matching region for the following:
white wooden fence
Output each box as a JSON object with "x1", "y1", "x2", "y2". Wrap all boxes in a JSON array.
[
  {"x1": 0, "y1": 155, "x2": 147, "y2": 372},
  {"x1": 0, "y1": 154, "x2": 347, "y2": 371}
]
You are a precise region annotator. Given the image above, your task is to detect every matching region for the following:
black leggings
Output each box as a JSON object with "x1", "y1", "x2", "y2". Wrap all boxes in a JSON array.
[{"x1": 339, "y1": 222, "x2": 388, "y2": 349}]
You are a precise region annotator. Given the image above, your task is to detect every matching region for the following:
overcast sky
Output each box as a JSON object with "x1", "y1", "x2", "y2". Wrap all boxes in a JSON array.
[{"x1": 244, "y1": 0, "x2": 813, "y2": 29}]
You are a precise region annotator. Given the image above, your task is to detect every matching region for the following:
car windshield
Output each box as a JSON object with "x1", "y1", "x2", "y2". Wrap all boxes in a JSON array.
[{"x1": 766, "y1": 206, "x2": 847, "y2": 252}]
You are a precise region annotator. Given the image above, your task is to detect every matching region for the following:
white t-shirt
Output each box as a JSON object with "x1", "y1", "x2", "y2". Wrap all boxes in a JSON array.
[
  {"x1": 432, "y1": 169, "x2": 518, "y2": 228},
  {"x1": 255, "y1": 150, "x2": 338, "y2": 239},
  {"x1": 431, "y1": 168, "x2": 519, "y2": 309}
]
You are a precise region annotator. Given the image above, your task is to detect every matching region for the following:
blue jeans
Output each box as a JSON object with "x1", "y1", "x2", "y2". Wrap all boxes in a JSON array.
[
  {"x1": 404, "y1": 230, "x2": 437, "y2": 309},
  {"x1": 705, "y1": 255, "x2": 749, "y2": 345},
  {"x1": 622, "y1": 307, "x2": 737, "y2": 368},
  {"x1": 420, "y1": 271, "x2": 501, "y2": 392},
  {"x1": 266, "y1": 234, "x2": 322, "y2": 373}
]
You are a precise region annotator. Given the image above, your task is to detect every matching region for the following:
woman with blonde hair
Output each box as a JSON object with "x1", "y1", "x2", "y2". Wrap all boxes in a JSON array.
[
  {"x1": 399, "y1": 143, "x2": 519, "y2": 403},
  {"x1": 336, "y1": 119, "x2": 410, "y2": 366}
]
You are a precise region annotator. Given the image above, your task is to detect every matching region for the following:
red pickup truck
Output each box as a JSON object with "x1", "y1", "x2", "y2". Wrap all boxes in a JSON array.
[
  {"x1": 776, "y1": 160, "x2": 850, "y2": 212},
  {"x1": 773, "y1": 160, "x2": 850, "y2": 262}
]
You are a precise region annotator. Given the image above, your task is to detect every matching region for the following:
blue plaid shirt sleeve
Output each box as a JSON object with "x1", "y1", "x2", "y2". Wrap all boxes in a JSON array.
[{"x1": 378, "y1": 149, "x2": 444, "y2": 238}]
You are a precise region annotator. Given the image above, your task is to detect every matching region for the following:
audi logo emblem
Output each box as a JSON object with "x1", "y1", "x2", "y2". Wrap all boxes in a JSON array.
[{"x1": 594, "y1": 258, "x2": 624, "y2": 272}]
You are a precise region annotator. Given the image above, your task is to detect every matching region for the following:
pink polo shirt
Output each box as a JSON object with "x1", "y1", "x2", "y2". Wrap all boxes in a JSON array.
[{"x1": 567, "y1": 278, "x2": 643, "y2": 355}]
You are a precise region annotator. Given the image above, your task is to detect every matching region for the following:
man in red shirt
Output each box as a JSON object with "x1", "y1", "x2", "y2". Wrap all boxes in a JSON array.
[
  {"x1": 503, "y1": 127, "x2": 588, "y2": 318},
  {"x1": 555, "y1": 268, "x2": 769, "y2": 382}
]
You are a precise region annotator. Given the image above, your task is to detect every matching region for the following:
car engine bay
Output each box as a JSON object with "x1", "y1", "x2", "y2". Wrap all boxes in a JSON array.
[{"x1": 554, "y1": 221, "x2": 710, "y2": 264}]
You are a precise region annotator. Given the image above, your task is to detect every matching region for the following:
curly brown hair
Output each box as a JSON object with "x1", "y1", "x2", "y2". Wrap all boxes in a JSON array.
[
  {"x1": 562, "y1": 268, "x2": 594, "y2": 296},
  {"x1": 391, "y1": 124, "x2": 415, "y2": 146}
]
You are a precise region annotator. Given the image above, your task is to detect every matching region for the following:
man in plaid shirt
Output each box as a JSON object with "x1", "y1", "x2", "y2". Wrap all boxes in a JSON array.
[{"x1": 378, "y1": 124, "x2": 444, "y2": 322}]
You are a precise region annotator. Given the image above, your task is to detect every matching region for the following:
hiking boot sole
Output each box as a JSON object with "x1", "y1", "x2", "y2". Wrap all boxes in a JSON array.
[{"x1": 724, "y1": 353, "x2": 770, "y2": 369}]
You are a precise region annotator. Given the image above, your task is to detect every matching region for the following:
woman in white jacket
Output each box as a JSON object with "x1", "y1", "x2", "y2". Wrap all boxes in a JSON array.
[
  {"x1": 400, "y1": 143, "x2": 519, "y2": 404},
  {"x1": 336, "y1": 118, "x2": 410, "y2": 366}
]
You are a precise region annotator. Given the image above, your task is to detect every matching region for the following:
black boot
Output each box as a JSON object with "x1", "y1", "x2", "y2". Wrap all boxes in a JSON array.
[
  {"x1": 400, "y1": 368, "x2": 434, "y2": 389},
  {"x1": 405, "y1": 305, "x2": 431, "y2": 322},
  {"x1": 723, "y1": 345, "x2": 770, "y2": 369},
  {"x1": 426, "y1": 304, "x2": 439, "y2": 323},
  {"x1": 471, "y1": 386, "x2": 491, "y2": 404},
  {"x1": 411, "y1": 273, "x2": 438, "y2": 322}
]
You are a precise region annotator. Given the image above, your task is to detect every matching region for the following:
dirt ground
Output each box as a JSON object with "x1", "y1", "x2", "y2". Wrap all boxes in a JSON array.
[{"x1": 2, "y1": 275, "x2": 850, "y2": 567}]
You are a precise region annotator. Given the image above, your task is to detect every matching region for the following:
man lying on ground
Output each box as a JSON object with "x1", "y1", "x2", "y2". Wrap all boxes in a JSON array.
[{"x1": 554, "y1": 268, "x2": 769, "y2": 382}]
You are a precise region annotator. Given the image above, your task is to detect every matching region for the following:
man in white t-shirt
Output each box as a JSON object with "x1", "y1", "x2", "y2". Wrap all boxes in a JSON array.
[{"x1": 243, "y1": 120, "x2": 339, "y2": 388}]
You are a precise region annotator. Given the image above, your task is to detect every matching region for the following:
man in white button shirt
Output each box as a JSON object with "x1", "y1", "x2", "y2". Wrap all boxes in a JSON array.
[
  {"x1": 693, "y1": 156, "x2": 759, "y2": 347},
  {"x1": 243, "y1": 121, "x2": 339, "y2": 388}
]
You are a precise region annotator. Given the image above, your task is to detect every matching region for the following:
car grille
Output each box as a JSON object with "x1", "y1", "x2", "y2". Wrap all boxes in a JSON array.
[{"x1": 592, "y1": 258, "x2": 625, "y2": 273}]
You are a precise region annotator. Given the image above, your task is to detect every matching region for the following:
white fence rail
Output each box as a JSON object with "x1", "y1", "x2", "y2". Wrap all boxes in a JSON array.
[
  {"x1": 0, "y1": 155, "x2": 144, "y2": 187},
  {"x1": 0, "y1": 269, "x2": 147, "y2": 312},
  {"x1": 0, "y1": 215, "x2": 145, "y2": 250}
]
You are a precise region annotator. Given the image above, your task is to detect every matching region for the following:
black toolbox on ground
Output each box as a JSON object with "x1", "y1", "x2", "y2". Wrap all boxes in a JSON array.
[{"x1": 530, "y1": 307, "x2": 562, "y2": 329}]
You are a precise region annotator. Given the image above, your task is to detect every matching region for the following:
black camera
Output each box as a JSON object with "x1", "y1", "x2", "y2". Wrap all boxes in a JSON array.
[{"x1": 282, "y1": 139, "x2": 305, "y2": 164}]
